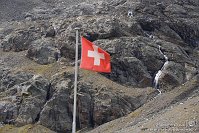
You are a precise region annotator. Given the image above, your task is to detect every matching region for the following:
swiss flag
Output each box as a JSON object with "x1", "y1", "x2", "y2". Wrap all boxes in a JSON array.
[{"x1": 80, "y1": 37, "x2": 111, "y2": 73}]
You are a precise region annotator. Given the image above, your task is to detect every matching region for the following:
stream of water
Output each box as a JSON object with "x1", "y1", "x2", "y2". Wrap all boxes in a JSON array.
[{"x1": 154, "y1": 45, "x2": 169, "y2": 94}]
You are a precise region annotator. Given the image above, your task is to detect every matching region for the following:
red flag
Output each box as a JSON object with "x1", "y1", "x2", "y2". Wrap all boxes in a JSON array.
[{"x1": 80, "y1": 37, "x2": 111, "y2": 73}]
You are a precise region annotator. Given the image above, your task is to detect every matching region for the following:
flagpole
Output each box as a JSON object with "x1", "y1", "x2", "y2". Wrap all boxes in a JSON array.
[{"x1": 72, "y1": 27, "x2": 80, "y2": 133}]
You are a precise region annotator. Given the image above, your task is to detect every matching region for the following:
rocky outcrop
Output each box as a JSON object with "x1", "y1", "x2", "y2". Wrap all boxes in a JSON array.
[
  {"x1": 0, "y1": 69, "x2": 156, "y2": 132},
  {"x1": 156, "y1": 61, "x2": 186, "y2": 91},
  {"x1": 1, "y1": 28, "x2": 41, "y2": 52},
  {"x1": 26, "y1": 38, "x2": 59, "y2": 65},
  {"x1": 57, "y1": 15, "x2": 138, "y2": 60},
  {"x1": 95, "y1": 36, "x2": 194, "y2": 89},
  {"x1": 38, "y1": 72, "x2": 156, "y2": 132},
  {"x1": 110, "y1": 56, "x2": 152, "y2": 87},
  {"x1": 0, "y1": 71, "x2": 34, "y2": 93},
  {"x1": 0, "y1": 72, "x2": 50, "y2": 126},
  {"x1": 15, "y1": 75, "x2": 50, "y2": 126},
  {"x1": 0, "y1": 0, "x2": 199, "y2": 132},
  {"x1": 38, "y1": 72, "x2": 73, "y2": 133}
]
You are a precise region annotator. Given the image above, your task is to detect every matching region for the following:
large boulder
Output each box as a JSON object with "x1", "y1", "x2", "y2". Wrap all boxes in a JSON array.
[
  {"x1": 1, "y1": 27, "x2": 41, "y2": 52},
  {"x1": 156, "y1": 61, "x2": 186, "y2": 91},
  {"x1": 111, "y1": 57, "x2": 152, "y2": 87},
  {"x1": 26, "y1": 38, "x2": 60, "y2": 65},
  {"x1": 0, "y1": 72, "x2": 50, "y2": 126},
  {"x1": 1, "y1": 31, "x2": 32, "y2": 52},
  {"x1": 15, "y1": 75, "x2": 50, "y2": 126},
  {"x1": 38, "y1": 72, "x2": 73, "y2": 133},
  {"x1": 0, "y1": 71, "x2": 34, "y2": 93}
]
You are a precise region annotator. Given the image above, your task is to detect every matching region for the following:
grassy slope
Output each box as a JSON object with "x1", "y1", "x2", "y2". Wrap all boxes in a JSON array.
[
  {"x1": 86, "y1": 75, "x2": 199, "y2": 133},
  {"x1": 0, "y1": 124, "x2": 56, "y2": 133}
]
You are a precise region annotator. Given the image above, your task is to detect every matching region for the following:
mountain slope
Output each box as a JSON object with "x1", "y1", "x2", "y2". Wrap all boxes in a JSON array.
[
  {"x1": 0, "y1": 0, "x2": 199, "y2": 132},
  {"x1": 86, "y1": 75, "x2": 199, "y2": 133}
]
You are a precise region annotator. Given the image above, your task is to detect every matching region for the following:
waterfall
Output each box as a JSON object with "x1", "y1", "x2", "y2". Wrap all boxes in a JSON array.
[
  {"x1": 144, "y1": 32, "x2": 169, "y2": 94},
  {"x1": 154, "y1": 45, "x2": 169, "y2": 94}
]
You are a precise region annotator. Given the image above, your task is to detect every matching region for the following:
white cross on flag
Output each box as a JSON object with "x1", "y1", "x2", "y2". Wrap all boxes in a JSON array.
[{"x1": 80, "y1": 37, "x2": 111, "y2": 73}]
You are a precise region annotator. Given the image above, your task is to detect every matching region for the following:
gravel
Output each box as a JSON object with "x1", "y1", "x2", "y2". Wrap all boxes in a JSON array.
[
  {"x1": 0, "y1": 0, "x2": 45, "y2": 21},
  {"x1": 0, "y1": 0, "x2": 91, "y2": 22}
]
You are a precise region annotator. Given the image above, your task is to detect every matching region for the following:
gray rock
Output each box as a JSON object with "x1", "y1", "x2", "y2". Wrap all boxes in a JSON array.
[
  {"x1": 157, "y1": 61, "x2": 186, "y2": 91},
  {"x1": 1, "y1": 29, "x2": 41, "y2": 52},
  {"x1": 26, "y1": 38, "x2": 59, "y2": 64},
  {"x1": 0, "y1": 71, "x2": 34, "y2": 93},
  {"x1": 0, "y1": 101, "x2": 18, "y2": 124},
  {"x1": 165, "y1": 4, "x2": 187, "y2": 15},
  {"x1": 91, "y1": 85, "x2": 150, "y2": 126},
  {"x1": 45, "y1": 26, "x2": 56, "y2": 37},
  {"x1": 95, "y1": 37, "x2": 161, "y2": 86},
  {"x1": 58, "y1": 16, "x2": 143, "y2": 59},
  {"x1": 156, "y1": 40, "x2": 192, "y2": 64},
  {"x1": 37, "y1": 72, "x2": 156, "y2": 132},
  {"x1": 111, "y1": 57, "x2": 152, "y2": 87},
  {"x1": 167, "y1": 20, "x2": 199, "y2": 47},
  {"x1": 0, "y1": 72, "x2": 50, "y2": 126},
  {"x1": 185, "y1": 63, "x2": 198, "y2": 81},
  {"x1": 38, "y1": 72, "x2": 73, "y2": 133},
  {"x1": 15, "y1": 75, "x2": 50, "y2": 126}
]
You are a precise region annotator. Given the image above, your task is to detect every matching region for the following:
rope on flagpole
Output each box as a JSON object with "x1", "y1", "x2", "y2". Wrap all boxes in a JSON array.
[{"x1": 72, "y1": 27, "x2": 80, "y2": 133}]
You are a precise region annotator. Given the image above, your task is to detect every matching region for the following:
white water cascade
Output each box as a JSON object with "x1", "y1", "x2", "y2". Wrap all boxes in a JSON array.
[{"x1": 154, "y1": 45, "x2": 169, "y2": 94}]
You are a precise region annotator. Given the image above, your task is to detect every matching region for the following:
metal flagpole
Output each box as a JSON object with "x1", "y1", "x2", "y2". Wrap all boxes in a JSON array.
[{"x1": 72, "y1": 27, "x2": 80, "y2": 133}]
